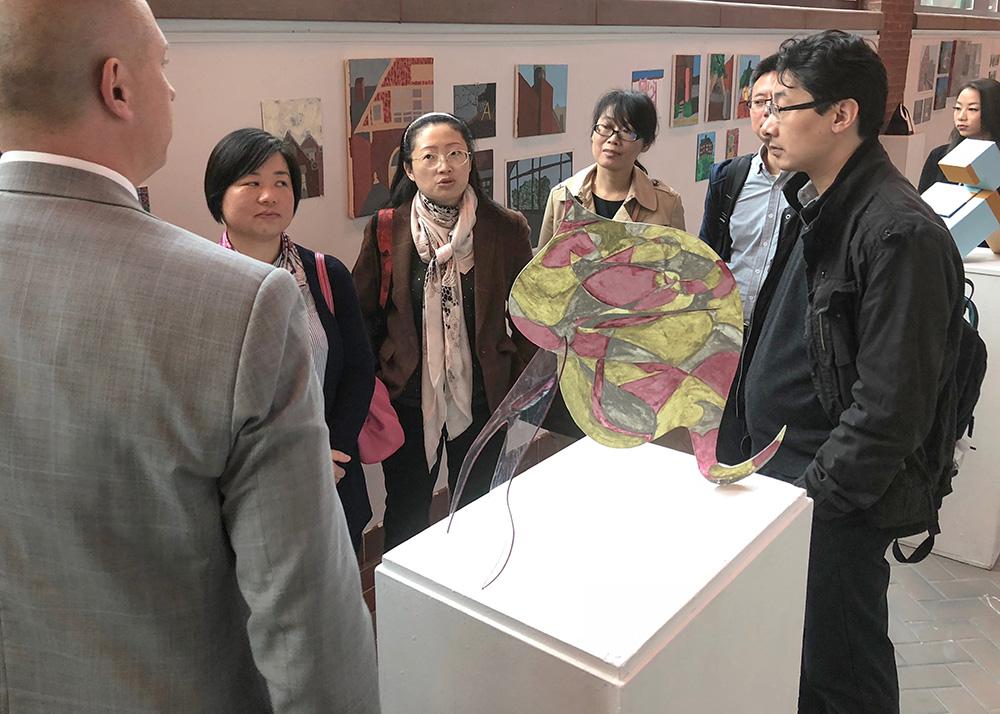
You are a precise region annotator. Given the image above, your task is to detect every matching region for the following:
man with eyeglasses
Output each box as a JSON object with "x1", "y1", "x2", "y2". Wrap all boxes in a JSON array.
[
  {"x1": 699, "y1": 54, "x2": 792, "y2": 328},
  {"x1": 717, "y1": 30, "x2": 964, "y2": 713}
]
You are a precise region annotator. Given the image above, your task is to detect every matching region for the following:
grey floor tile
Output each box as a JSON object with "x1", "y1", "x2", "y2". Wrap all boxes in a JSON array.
[
  {"x1": 901, "y1": 689, "x2": 947, "y2": 714},
  {"x1": 897, "y1": 641, "x2": 974, "y2": 665},
  {"x1": 933, "y1": 686, "x2": 989, "y2": 713},
  {"x1": 916, "y1": 556, "x2": 959, "y2": 583},
  {"x1": 894, "y1": 617, "x2": 924, "y2": 645},
  {"x1": 896, "y1": 567, "x2": 948, "y2": 601},
  {"x1": 939, "y1": 558, "x2": 1000, "y2": 581},
  {"x1": 935, "y1": 580, "x2": 1000, "y2": 600},
  {"x1": 961, "y1": 639, "x2": 1000, "y2": 675},
  {"x1": 922, "y1": 599, "x2": 1000, "y2": 621},
  {"x1": 891, "y1": 584, "x2": 935, "y2": 623},
  {"x1": 947, "y1": 662, "x2": 1000, "y2": 709},
  {"x1": 898, "y1": 664, "x2": 962, "y2": 690},
  {"x1": 910, "y1": 621, "x2": 984, "y2": 643},
  {"x1": 971, "y1": 614, "x2": 1000, "y2": 642}
]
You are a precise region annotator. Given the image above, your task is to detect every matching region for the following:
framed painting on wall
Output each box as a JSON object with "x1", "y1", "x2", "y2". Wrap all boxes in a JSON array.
[
  {"x1": 631, "y1": 69, "x2": 664, "y2": 104},
  {"x1": 506, "y1": 151, "x2": 574, "y2": 247},
  {"x1": 515, "y1": 64, "x2": 568, "y2": 137},
  {"x1": 454, "y1": 83, "x2": 497, "y2": 139},
  {"x1": 696, "y1": 131, "x2": 715, "y2": 182},
  {"x1": 261, "y1": 97, "x2": 325, "y2": 199},
  {"x1": 345, "y1": 57, "x2": 434, "y2": 218},
  {"x1": 725, "y1": 128, "x2": 739, "y2": 160},
  {"x1": 918, "y1": 44, "x2": 937, "y2": 93},
  {"x1": 671, "y1": 54, "x2": 701, "y2": 128},
  {"x1": 705, "y1": 53, "x2": 734, "y2": 122},
  {"x1": 474, "y1": 149, "x2": 494, "y2": 200},
  {"x1": 734, "y1": 55, "x2": 760, "y2": 119}
]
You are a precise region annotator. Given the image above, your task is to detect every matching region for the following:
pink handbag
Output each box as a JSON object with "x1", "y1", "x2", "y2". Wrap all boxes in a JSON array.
[{"x1": 315, "y1": 251, "x2": 404, "y2": 464}]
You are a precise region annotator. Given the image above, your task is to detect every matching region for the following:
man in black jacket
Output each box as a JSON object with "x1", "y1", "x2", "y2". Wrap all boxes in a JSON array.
[{"x1": 717, "y1": 30, "x2": 965, "y2": 713}]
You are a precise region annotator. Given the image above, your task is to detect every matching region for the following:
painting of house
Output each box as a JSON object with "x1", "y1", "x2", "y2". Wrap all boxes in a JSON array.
[
  {"x1": 671, "y1": 55, "x2": 701, "y2": 128},
  {"x1": 507, "y1": 152, "x2": 573, "y2": 247},
  {"x1": 631, "y1": 69, "x2": 664, "y2": 105},
  {"x1": 515, "y1": 64, "x2": 568, "y2": 137},
  {"x1": 725, "y1": 128, "x2": 739, "y2": 160},
  {"x1": 454, "y1": 83, "x2": 496, "y2": 139},
  {"x1": 705, "y1": 54, "x2": 734, "y2": 122},
  {"x1": 345, "y1": 57, "x2": 434, "y2": 218},
  {"x1": 696, "y1": 131, "x2": 715, "y2": 182},
  {"x1": 261, "y1": 96, "x2": 324, "y2": 199},
  {"x1": 734, "y1": 55, "x2": 759, "y2": 119}
]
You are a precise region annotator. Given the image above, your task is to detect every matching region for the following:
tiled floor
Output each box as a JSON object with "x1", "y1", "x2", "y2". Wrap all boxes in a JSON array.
[{"x1": 889, "y1": 548, "x2": 1000, "y2": 713}]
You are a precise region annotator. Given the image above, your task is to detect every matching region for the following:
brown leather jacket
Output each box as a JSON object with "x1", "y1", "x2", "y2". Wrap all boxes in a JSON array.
[{"x1": 352, "y1": 198, "x2": 537, "y2": 411}]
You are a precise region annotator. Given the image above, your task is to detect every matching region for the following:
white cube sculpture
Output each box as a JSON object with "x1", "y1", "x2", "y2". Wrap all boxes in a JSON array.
[{"x1": 376, "y1": 439, "x2": 813, "y2": 714}]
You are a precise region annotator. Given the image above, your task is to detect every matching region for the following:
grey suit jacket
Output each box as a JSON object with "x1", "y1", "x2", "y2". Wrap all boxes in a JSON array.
[{"x1": 0, "y1": 162, "x2": 379, "y2": 713}]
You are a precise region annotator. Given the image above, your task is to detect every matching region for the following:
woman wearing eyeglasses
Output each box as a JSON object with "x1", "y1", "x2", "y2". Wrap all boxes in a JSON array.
[
  {"x1": 352, "y1": 112, "x2": 536, "y2": 549},
  {"x1": 538, "y1": 89, "x2": 685, "y2": 247}
]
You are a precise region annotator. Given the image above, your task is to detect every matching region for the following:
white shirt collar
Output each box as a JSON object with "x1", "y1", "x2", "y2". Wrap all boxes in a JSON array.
[{"x1": 0, "y1": 151, "x2": 139, "y2": 200}]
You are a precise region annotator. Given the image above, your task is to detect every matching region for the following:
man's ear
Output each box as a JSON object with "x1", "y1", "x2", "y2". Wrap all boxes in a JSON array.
[
  {"x1": 99, "y1": 57, "x2": 133, "y2": 121},
  {"x1": 830, "y1": 98, "x2": 861, "y2": 136}
]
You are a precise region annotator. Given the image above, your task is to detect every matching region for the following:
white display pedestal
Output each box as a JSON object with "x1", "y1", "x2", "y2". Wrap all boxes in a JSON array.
[
  {"x1": 903, "y1": 248, "x2": 1000, "y2": 569},
  {"x1": 376, "y1": 439, "x2": 813, "y2": 714}
]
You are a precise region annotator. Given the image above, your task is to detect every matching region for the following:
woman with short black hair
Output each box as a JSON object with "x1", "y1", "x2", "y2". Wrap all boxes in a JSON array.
[
  {"x1": 205, "y1": 127, "x2": 375, "y2": 552},
  {"x1": 538, "y1": 89, "x2": 685, "y2": 247}
]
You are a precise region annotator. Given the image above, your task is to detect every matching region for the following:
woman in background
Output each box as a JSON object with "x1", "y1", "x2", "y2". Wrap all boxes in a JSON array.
[
  {"x1": 352, "y1": 112, "x2": 535, "y2": 550},
  {"x1": 919, "y1": 77, "x2": 1000, "y2": 192},
  {"x1": 205, "y1": 127, "x2": 375, "y2": 551},
  {"x1": 538, "y1": 89, "x2": 685, "y2": 247}
]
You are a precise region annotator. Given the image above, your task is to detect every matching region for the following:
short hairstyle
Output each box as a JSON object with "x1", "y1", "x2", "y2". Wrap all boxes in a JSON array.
[
  {"x1": 386, "y1": 112, "x2": 487, "y2": 209},
  {"x1": 204, "y1": 128, "x2": 303, "y2": 224},
  {"x1": 751, "y1": 53, "x2": 779, "y2": 86},
  {"x1": 773, "y1": 30, "x2": 888, "y2": 140},
  {"x1": 591, "y1": 89, "x2": 658, "y2": 148},
  {"x1": 949, "y1": 77, "x2": 1000, "y2": 150}
]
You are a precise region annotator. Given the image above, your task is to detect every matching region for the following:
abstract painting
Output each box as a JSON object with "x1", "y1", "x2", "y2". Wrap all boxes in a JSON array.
[
  {"x1": 725, "y1": 128, "x2": 739, "y2": 160},
  {"x1": 705, "y1": 53, "x2": 734, "y2": 122},
  {"x1": 454, "y1": 82, "x2": 496, "y2": 139},
  {"x1": 671, "y1": 54, "x2": 701, "y2": 128},
  {"x1": 474, "y1": 149, "x2": 493, "y2": 200},
  {"x1": 506, "y1": 151, "x2": 573, "y2": 247},
  {"x1": 631, "y1": 69, "x2": 664, "y2": 104},
  {"x1": 345, "y1": 57, "x2": 434, "y2": 217},
  {"x1": 734, "y1": 55, "x2": 760, "y2": 119},
  {"x1": 261, "y1": 97, "x2": 324, "y2": 199},
  {"x1": 919, "y1": 44, "x2": 937, "y2": 93},
  {"x1": 934, "y1": 75, "x2": 950, "y2": 111},
  {"x1": 515, "y1": 64, "x2": 568, "y2": 137},
  {"x1": 696, "y1": 131, "x2": 716, "y2": 182}
]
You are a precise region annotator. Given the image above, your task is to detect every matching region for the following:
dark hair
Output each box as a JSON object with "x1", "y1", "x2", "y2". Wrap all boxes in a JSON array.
[
  {"x1": 772, "y1": 30, "x2": 887, "y2": 140},
  {"x1": 751, "y1": 53, "x2": 779, "y2": 86},
  {"x1": 948, "y1": 78, "x2": 1000, "y2": 150},
  {"x1": 204, "y1": 128, "x2": 302, "y2": 223},
  {"x1": 591, "y1": 89, "x2": 658, "y2": 148},
  {"x1": 386, "y1": 112, "x2": 486, "y2": 208}
]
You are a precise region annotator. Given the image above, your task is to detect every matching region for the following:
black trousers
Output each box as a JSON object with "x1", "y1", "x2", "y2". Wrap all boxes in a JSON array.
[
  {"x1": 381, "y1": 397, "x2": 505, "y2": 551},
  {"x1": 798, "y1": 514, "x2": 898, "y2": 714}
]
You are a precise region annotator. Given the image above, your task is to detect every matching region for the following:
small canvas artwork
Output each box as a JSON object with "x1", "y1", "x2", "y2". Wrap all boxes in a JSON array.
[
  {"x1": 137, "y1": 186, "x2": 150, "y2": 212},
  {"x1": 949, "y1": 41, "x2": 982, "y2": 95},
  {"x1": 725, "y1": 128, "x2": 739, "y2": 160},
  {"x1": 924, "y1": 99, "x2": 933, "y2": 124},
  {"x1": 345, "y1": 57, "x2": 434, "y2": 217},
  {"x1": 506, "y1": 151, "x2": 574, "y2": 247},
  {"x1": 474, "y1": 149, "x2": 493, "y2": 200},
  {"x1": 919, "y1": 45, "x2": 937, "y2": 92},
  {"x1": 454, "y1": 83, "x2": 496, "y2": 139},
  {"x1": 671, "y1": 54, "x2": 701, "y2": 127},
  {"x1": 696, "y1": 131, "x2": 716, "y2": 182},
  {"x1": 991, "y1": 53, "x2": 1000, "y2": 68},
  {"x1": 705, "y1": 54, "x2": 734, "y2": 122},
  {"x1": 631, "y1": 69, "x2": 664, "y2": 104},
  {"x1": 734, "y1": 54, "x2": 760, "y2": 119},
  {"x1": 913, "y1": 98, "x2": 928, "y2": 125},
  {"x1": 938, "y1": 40, "x2": 956, "y2": 76},
  {"x1": 934, "y1": 75, "x2": 950, "y2": 111},
  {"x1": 261, "y1": 97, "x2": 325, "y2": 199},
  {"x1": 991, "y1": 70, "x2": 998, "y2": 81},
  {"x1": 515, "y1": 64, "x2": 568, "y2": 137}
]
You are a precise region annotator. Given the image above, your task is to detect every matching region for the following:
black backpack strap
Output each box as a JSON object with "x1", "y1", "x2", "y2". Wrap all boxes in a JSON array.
[
  {"x1": 892, "y1": 533, "x2": 936, "y2": 564},
  {"x1": 718, "y1": 153, "x2": 754, "y2": 260}
]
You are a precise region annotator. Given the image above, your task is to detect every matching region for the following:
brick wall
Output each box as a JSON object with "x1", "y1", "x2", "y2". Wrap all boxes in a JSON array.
[{"x1": 870, "y1": 0, "x2": 916, "y2": 129}]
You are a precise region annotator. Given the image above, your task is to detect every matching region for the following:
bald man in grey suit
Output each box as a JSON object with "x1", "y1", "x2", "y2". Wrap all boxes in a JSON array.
[{"x1": 0, "y1": 1, "x2": 378, "y2": 712}]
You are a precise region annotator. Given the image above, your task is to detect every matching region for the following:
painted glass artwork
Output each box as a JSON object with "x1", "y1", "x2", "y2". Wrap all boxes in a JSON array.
[
  {"x1": 734, "y1": 55, "x2": 760, "y2": 119},
  {"x1": 345, "y1": 57, "x2": 434, "y2": 217},
  {"x1": 261, "y1": 97, "x2": 324, "y2": 199},
  {"x1": 671, "y1": 54, "x2": 701, "y2": 127},
  {"x1": 507, "y1": 152, "x2": 574, "y2": 247},
  {"x1": 515, "y1": 64, "x2": 568, "y2": 137},
  {"x1": 507, "y1": 198, "x2": 785, "y2": 483},
  {"x1": 631, "y1": 69, "x2": 664, "y2": 104},
  {"x1": 696, "y1": 131, "x2": 715, "y2": 182},
  {"x1": 454, "y1": 82, "x2": 496, "y2": 139},
  {"x1": 705, "y1": 53, "x2": 734, "y2": 122}
]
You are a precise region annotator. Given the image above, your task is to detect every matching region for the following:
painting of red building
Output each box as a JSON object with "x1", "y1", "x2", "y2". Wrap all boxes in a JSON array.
[
  {"x1": 345, "y1": 57, "x2": 434, "y2": 217},
  {"x1": 515, "y1": 64, "x2": 567, "y2": 138},
  {"x1": 261, "y1": 96, "x2": 325, "y2": 199}
]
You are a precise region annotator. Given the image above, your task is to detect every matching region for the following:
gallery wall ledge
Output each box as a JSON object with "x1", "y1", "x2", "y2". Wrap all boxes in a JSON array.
[
  {"x1": 147, "y1": 0, "x2": 400, "y2": 22},
  {"x1": 913, "y1": 11, "x2": 1000, "y2": 32},
  {"x1": 399, "y1": 0, "x2": 598, "y2": 25},
  {"x1": 596, "y1": 0, "x2": 881, "y2": 30}
]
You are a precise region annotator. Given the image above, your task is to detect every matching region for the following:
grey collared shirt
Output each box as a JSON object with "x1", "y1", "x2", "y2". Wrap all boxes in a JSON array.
[{"x1": 728, "y1": 148, "x2": 792, "y2": 324}]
